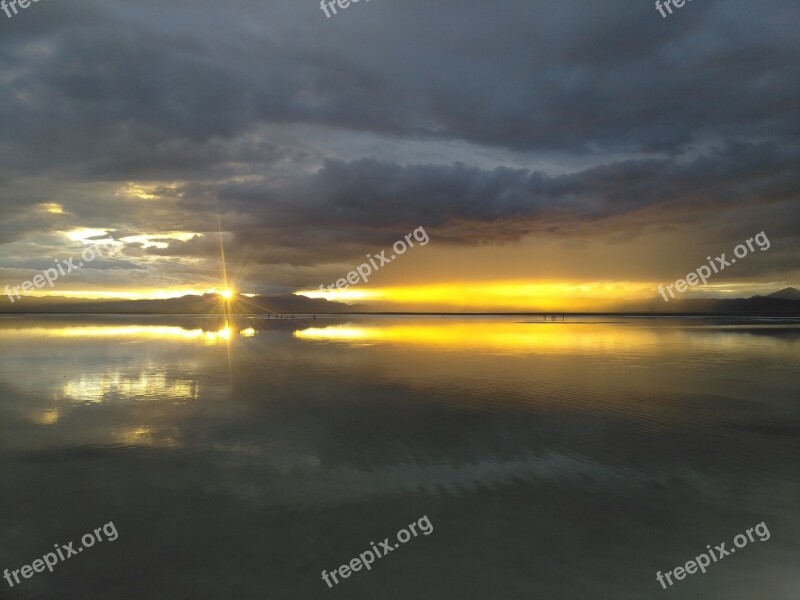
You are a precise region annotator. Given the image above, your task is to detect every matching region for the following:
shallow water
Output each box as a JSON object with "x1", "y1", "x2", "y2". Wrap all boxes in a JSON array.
[{"x1": 0, "y1": 315, "x2": 798, "y2": 599}]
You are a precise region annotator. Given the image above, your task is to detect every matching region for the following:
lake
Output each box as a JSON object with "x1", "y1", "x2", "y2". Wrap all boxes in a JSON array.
[{"x1": 0, "y1": 315, "x2": 798, "y2": 599}]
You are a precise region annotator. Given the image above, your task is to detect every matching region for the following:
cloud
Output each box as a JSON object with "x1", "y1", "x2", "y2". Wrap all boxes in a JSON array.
[
  {"x1": 2, "y1": 0, "x2": 798, "y2": 172},
  {"x1": 208, "y1": 140, "x2": 800, "y2": 254},
  {"x1": 0, "y1": 0, "x2": 798, "y2": 296}
]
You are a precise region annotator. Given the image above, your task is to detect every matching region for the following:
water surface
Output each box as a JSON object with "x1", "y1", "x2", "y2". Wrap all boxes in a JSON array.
[{"x1": 1, "y1": 315, "x2": 798, "y2": 599}]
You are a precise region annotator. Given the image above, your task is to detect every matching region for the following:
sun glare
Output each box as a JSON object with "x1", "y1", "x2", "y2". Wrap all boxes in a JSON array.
[
  {"x1": 219, "y1": 289, "x2": 234, "y2": 299},
  {"x1": 298, "y1": 281, "x2": 657, "y2": 311}
]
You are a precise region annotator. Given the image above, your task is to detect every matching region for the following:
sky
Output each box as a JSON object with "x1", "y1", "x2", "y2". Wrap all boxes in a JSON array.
[{"x1": 1, "y1": 0, "x2": 798, "y2": 311}]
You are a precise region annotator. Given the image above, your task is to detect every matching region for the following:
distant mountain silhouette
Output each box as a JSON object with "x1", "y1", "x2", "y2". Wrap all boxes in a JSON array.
[
  {"x1": 1, "y1": 289, "x2": 799, "y2": 315},
  {"x1": 766, "y1": 287, "x2": 800, "y2": 301},
  {"x1": 652, "y1": 296, "x2": 800, "y2": 314},
  {"x1": 631, "y1": 287, "x2": 800, "y2": 314}
]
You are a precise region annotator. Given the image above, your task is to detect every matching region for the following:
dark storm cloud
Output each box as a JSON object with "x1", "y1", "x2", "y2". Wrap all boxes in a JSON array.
[
  {"x1": 1, "y1": 0, "x2": 797, "y2": 175},
  {"x1": 141, "y1": 139, "x2": 798, "y2": 279}
]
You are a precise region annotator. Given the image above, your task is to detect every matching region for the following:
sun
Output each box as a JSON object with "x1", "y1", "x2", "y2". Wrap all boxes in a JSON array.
[{"x1": 219, "y1": 289, "x2": 234, "y2": 299}]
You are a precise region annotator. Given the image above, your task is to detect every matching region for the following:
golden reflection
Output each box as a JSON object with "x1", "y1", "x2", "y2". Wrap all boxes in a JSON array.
[
  {"x1": 116, "y1": 426, "x2": 155, "y2": 443},
  {"x1": 0, "y1": 324, "x2": 237, "y2": 345},
  {"x1": 63, "y1": 370, "x2": 200, "y2": 403},
  {"x1": 30, "y1": 408, "x2": 60, "y2": 425},
  {"x1": 204, "y1": 326, "x2": 232, "y2": 343},
  {"x1": 113, "y1": 425, "x2": 180, "y2": 447},
  {"x1": 295, "y1": 321, "x2": 663, "y2": 355},
  {"x1": 240, "y1": 327, "x2": 256, "y2": 337}
]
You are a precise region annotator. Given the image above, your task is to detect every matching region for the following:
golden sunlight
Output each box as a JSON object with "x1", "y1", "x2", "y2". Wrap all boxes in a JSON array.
[
  {"x1": 37, "y1": 202, "x2": 65, "y2": 214},
  {"x1": 298, "y1": 281, "x2": 658, "y2": 312},
  {"x1": 25, "y1": 288, "x2": 216, "y2": 300},
  {"x1": 119, "y1": 232, "x2": 202, "y2": 249},
  {"x1": 296, "y1": 289, "x2": 382, "y2": 303},
  {"x1": 64, "y1": 227, "x2": 110, "y2": 242}
]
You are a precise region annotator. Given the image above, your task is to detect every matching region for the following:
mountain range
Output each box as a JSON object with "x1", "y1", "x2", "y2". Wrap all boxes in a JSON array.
[{"x1": 1, "y1": 288, "x2": 799, "y2": 315}]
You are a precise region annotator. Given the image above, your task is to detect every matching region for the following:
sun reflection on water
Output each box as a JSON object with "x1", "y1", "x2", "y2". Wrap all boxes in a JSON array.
[
  {"x1": 63, "y1": 370, "x2": 200, "y2": 403},
  {"x1": 294, "y1": 321, "x2": 663, "y2": 355},
  {"x1": 0, "y1": 323, "x2": 242, "y2": 345},
  {"x1": 30, "y1": 408, "x2": 60, "y2": 425}
]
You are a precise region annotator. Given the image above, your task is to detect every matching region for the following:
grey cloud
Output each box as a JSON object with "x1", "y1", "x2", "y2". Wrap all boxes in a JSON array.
[
  {"x1": 110, "y1": 141, "x2": 795, "y2": 289},
  {"x1": 1, "y1": 0, "x2": 798, "y2": 178}
]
